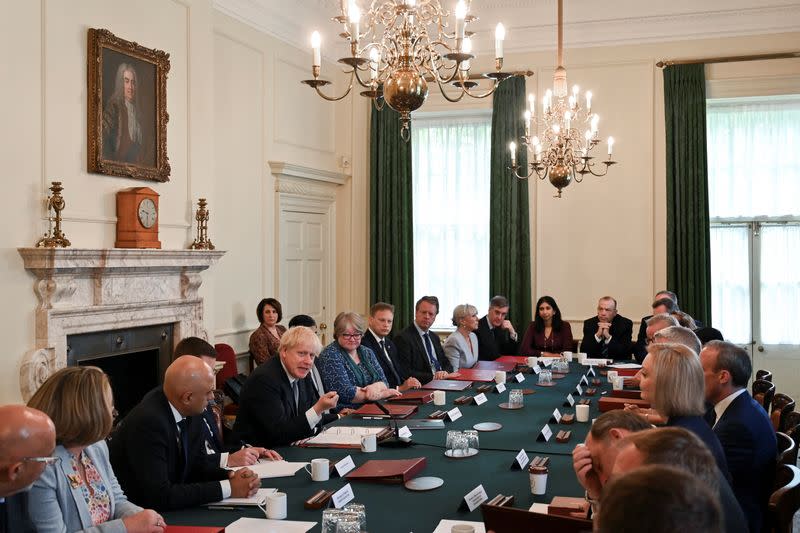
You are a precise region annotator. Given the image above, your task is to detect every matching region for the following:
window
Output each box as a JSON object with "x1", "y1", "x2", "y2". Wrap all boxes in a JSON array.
[
  {"x1": 411, "y1": 112, "x2": 492, "y2": 329},
  {"x1": 707, "y1": 96, "x2": 800, "y2": 351}
]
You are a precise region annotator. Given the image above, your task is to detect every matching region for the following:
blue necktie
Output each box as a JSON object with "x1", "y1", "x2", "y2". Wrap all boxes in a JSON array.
[{"x1": 423, "y1": 333, "x2": 441, "y2": 371}]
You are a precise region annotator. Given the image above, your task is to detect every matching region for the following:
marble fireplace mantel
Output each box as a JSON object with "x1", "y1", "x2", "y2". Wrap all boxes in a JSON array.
[{"x1": 17, "y1": 248, "x2": 225, "y2": 400}]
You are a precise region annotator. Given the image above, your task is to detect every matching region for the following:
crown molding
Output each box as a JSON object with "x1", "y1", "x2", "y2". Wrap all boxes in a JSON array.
[{"x1": 214, "y1": 1, "x2": 800, "y2": 54}]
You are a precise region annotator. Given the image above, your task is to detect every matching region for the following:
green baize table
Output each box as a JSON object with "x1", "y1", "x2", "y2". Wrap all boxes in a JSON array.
[{"x1": 163, "y1": 362, "x2": 605, "y2": 532}]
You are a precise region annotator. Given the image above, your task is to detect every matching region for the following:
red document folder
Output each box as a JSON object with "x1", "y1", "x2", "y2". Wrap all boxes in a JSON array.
[
  {"x1": 345, "y1": 457, "x2": 427, "y2": 483},
  {"x1": 495, "y1": 356, "x2": 529, "y2": 364},
  {"x1": 385, "y1": 390, "x2": 434, "y2": 404},
  {"x1": 421, "y1": 380, "x2": 472, "y2": 391},
  {"x1": 351, "y1": 403, "x2": 418, "y2": 418},
  {"x1": 474, "y1": 361, "x2": 517, "y2": 372},
  {"x1": 450, "y1": 369, "x2": 498, "y2": 382}
]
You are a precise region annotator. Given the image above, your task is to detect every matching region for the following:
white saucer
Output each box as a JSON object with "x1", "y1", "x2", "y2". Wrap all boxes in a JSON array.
[
  {"x1": 473, "y1": 422, "x2": 502, "y2": 432},
  {"x1": 405, "y1": 476, "x2": 444, "y2": 491}
]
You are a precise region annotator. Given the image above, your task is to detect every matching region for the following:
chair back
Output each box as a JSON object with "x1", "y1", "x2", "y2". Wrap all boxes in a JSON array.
[
  {"x1": 481, "y1": 504, "x2": 593, "y2": 533},
  {"x1": 776, "y1": 432, "x2": 798, "y2": 467},
  {"x1": 783, "y1": 411, "x2": 800, "y2": 441},
  {"x1": 767, "y1": 464, "x2": 800, "y2": 533},
  {"x1": 213, "y1": 343, "x2": 239, "y2": 390},
  {"x1": 756, "y1": 369, "x2": 773, "y2": 382},
  {"x1": 771, "y1": 394, "x2": 796, "y2": 432},
  {"x1": 753, "y1": 379, "x2": 776, "y2": 413}
]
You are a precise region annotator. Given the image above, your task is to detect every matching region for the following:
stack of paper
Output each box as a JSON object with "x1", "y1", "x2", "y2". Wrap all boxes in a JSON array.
[
  {"x1": 229, "y1": 460, "x2": 308, "y2": 479},
  {"x1": 225, "y1": 517, "x2": 317, "y2": 533},
  {"x1": 207, "y1": 488, "x2": 276, "y2": 508},
  {"x1": 303, "y1": 426, "x2": 386, "y2": 447}
]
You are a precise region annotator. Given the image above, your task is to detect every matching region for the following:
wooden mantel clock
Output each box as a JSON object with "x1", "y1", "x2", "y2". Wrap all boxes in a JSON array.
[{"x1": 115, "y1": 187, "x2": 161, "y2": 248}]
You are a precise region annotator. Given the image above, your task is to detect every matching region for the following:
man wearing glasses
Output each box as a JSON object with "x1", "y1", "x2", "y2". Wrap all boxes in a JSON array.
[{"x1": 0, "y1": 404, "x2": 57, "y2": 533}]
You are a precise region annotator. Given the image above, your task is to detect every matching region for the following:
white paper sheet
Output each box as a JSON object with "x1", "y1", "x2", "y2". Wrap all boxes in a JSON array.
[
  {"x1": 207, "y1": 487, "x2": 276, "y2": 507},
  {"x1": 302, "y1": 426, "x2": 386, "y2": 447},
  {"x1": 528, "y1": 502, "x2": 550, "y2": 514},
  {"x1": 432, "y1": 519, "x2": 486, "y2": 533},
  {"x1": 608, "y1": 363, "x2": 642, "y2": 369},
  {"x1": 230, "y1": 460, "x2": 309, "y2": 479},
  {"x1": 225, "y1": 517, "x2": 317, "y2": 533}
]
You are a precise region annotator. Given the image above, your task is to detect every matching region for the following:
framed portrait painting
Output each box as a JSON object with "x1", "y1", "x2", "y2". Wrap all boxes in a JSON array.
[{"x1": 87, "y1": 28, "x2": 171, "y2": 182}]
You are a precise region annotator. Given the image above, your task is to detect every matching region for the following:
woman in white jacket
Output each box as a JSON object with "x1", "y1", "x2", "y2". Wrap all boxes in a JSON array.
[{"x1": 444, "y1": 303, "x2": 481, "y2": 371}]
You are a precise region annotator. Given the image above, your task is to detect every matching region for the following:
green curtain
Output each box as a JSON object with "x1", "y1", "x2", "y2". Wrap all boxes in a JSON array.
[
  {"x1": 369, "y1": 105, "x2": 414, "y2": 331},
  {"x1": 489, "y1": 76, "x2": 532, "y2": 334},
  {"x1": 664, "y1": 64, "x2": 712, "y2": 325}
]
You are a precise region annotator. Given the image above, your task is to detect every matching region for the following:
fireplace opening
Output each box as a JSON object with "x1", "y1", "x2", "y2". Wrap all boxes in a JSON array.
[{"x1": 67, "y1": 324, "x2": 173, "y2": 419}]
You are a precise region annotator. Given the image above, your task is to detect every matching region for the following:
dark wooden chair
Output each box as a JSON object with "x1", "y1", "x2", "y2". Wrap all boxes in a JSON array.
[
  {"x1": 776, "y1": 432, "x2": 798, "y2": 467},
  {"x1": 753, "y1": 379, "x2": 776, "y2": 413},
  {"x1": 784, "y1": 411, "x2": 800, "y2": 441},
  {"x1": 771, "y1": 394, "x2": 796, "y2": 433},
  {"x1": 482, "y1": 504, "x2": 593, "y2": 533},
  {"x1": 766, "y1": 464, "x2": 800, "y2": 533},
  {"x1": 756, "y1": 369, "x2": 773, "y2": 382}
]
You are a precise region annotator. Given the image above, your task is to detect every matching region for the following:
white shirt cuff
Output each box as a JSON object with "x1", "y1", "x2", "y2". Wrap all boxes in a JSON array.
[
  {"x1": 219, "y1": 480, "x2": 232, "y2": 499},
  {"x1": 306, "y1": 407, "x2": 322, "y2": 429},
  {"x1": 594, "y1": 334, "x2": 602, "y2": 343},
  {"x1": 219, "y1": 452, "x2": 229, "y2": 468}
]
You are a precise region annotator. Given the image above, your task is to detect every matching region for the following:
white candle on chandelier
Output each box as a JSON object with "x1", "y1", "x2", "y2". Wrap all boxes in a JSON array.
[
  {"x1": 607, "y1": 136, "x2": 615, "y2": 156},
  {"x1": 340, "y1": 0, "x2": 348, "y2": 17},
  {"x1": 553, "y1": 123, "x2": 561, "y2": 135},
  {"x1": 461, "y1": 37, "x2": 472, "y2": 70},
  {"x1": 348, "y1": 1, "x2": 361, "y2": 44},
  {"x1": 564, "y1": 111, "x2": 571, "y2": 131},
  {"x1": 369, "y1": 48, "x2": 380, "y2": 81},
  {"x1": 455, "y1": 1, "x2": 467, "y2": 40},
  {"x1": 568, "y1": 95, "x2": 576, "y2": 110},
  {"x1": 591, "y1": 114, "x2": 599, "y2": 134},
  {"x1": 509, "y1": 142, "x2": 517, "y2": 166},
  {"x1": 535, "y1": 141, "x2": 542, "y2": 162},
  {"x1": 311, "y1": 31, "x2": 321, "y2": 67},
  {"x1": 544, "y1": 89, "x2": 552, "y2": 113},
  {"x1": 585, "y1": 91, "x2": 592, "y2": 114},
  {"x1": 407, "y1": 0, "x2": 416, "y2": 23},
  {"x1": 572, "y1": 84, "x2": 580, "y2": 97},
  {"x1": 528, "y1": 93, "x2": 536, "y2": 116},
  {"x1": 584, "y1": 130, "x2": 592, "y2": 156},
  {"x1": 495, "y1": 23, "x2": 506, "y2": 59},
  {"x1": 524, "y1": 110, "x2": 531, "y2": 137}
]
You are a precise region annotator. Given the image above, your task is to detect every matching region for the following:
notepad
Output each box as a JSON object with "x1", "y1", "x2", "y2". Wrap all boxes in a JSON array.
[
  {"x1": 225, "y1": 517, "x2": 317, "y2": 533},
  {"x1": 301, "y1": 426, "x2": 387, "y2": 447},
  {"x1": 229, "y1": 460, "x2": 308, "y2": 479}
]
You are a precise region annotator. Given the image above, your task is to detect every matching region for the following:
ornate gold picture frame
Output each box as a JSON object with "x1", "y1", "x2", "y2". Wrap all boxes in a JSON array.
[{"x1": 87, "y1": 28, "x2": 171, "y2": 182}]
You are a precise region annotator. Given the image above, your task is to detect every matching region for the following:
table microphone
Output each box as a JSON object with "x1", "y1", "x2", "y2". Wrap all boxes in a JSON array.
[{"x1": 370, "y1": 400, "x2": 413, "y2": 448}]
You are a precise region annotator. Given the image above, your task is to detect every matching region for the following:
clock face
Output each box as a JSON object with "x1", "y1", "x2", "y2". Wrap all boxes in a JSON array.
[{"x1": 137, "y1": 198, "x2": 157, "y2": 229}]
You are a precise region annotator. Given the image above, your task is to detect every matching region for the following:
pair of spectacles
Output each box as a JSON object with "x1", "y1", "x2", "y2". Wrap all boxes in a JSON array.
[
  {"x1": 341, "y1": 332, "x2": 363, "y2": 340},
  {"x1": 23, "y1": 456, "x2": 61, "y2": 465}
]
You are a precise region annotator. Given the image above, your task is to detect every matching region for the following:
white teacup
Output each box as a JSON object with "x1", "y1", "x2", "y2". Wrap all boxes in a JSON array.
[
  {"x1": 612, "y1": 376, "x2": 624, "y2": 390},
  {"x1": 576, "y1": 404, "x2": 590, "y2": 422},
  {"x1": 494, "y1": 371, "x2": 506, "y2": 384},
  {"x1": 304, "y1": 458, "x2": 330, "y2": 481},
  {"x1": 265, "y1": 491, "x2": 287, "y2": 519},
  {"x1": 361, "y1": 433, "x2": 377, "y2": 453},
  {"x1": 433, "y1": 390, "x2": 446, "y2": 406},
  {"x1": 607, "y1": 370, "x2": 619, "y2": 383},
  {"x1": 527, "y1": 356, "x2": 537, "y2": 368}
]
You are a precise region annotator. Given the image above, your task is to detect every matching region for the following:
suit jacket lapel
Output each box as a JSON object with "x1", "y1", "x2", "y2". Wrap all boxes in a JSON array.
[
  {"x1": 277, "y1": 363, "x2": 297, "y2": 416},
  {"x1": 57, "y1": 446, "x2": 94, "y2": 528}
]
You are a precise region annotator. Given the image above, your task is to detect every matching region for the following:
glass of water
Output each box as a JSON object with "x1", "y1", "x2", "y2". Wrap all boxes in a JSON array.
[
  {"x1": 538, "y1": 369, "x2": 552, "y2": 385},
  {"x1": 335, "y1": 517, "x2": 361, "y2": 533},
  {"x1": 463, "y1": 429, "x2": 479, "y2": 452},
  {"x1": 322, "y1": 509, "x2": 349, "y2": 533},
  {"x1": 446, "y1": 430, "x2": 461, "y2": 452},
  {"x1": 509, "y1": 389, "x2": 524, "y2": 407},
  {"x1": 343, "y1": 502, "x2": 366, "y2": 532}
]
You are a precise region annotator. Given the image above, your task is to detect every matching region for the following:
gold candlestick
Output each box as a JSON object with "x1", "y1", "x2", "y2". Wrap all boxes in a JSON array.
[
  {"x1": 190, "y1": 198, "x2": 215, "y2": 250},
  {"x1": 36, "y1": 181, "x2": 71, "y2": 248}
]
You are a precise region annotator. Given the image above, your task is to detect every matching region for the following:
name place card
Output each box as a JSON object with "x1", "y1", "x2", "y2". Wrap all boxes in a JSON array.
[
  {"x1": 334, "y1": 456, "x2": 356, "y2": 477},
  {"x1": 511, "y1": 449, "x2": 530, "y2": 470},
  {"x1": 461, "y1": 484, "x2": 489, "y2": 513},
  {"x1": 564, "y1": 393, "x2": 575, "y2": 407},
  {"x1": 447, "y1": 407, "x2": 463, "y2": 422},
  {"x1": 474, "y1": 393, "x2": 488, "y2": 406},
  {"x1": 495, "y1": 382, "x2": 506, "y2": 393},
  {"x1": 331, "y1": 483, "x2": 355, "y2": 509},
  {"x1": 536, "y1": 424, "x2": 553, "y2": 442},
  {"x1": 514, "y1": 373, "x2": 525, "y2": 383},
  {"x1": 397, "y1": 425, "x2": 412, "y2": 439},
  {"x1": 550, "y1": 408, "x2": 562, "y2": 423}
]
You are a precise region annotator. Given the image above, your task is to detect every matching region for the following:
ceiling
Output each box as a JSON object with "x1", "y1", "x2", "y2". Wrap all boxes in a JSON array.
[{"x1": 213, "y1": 0, "x2": 800, "y2": 57}]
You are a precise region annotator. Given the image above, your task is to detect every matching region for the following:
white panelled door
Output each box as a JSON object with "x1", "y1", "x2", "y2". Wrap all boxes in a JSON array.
[{"x1": 278, "y1": 204, "x2": 334, "y2": 342}]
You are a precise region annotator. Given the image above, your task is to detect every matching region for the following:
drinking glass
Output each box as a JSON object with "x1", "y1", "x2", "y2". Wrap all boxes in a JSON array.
[
  {"x1": 538, "y1": 369, "x2": 552, "y2": 385},
  {"x1": 463, "y1": 429, "x2": 479, "y2": 452},
  {"x1": 343, "y1": 502, "x2": 367, "y2": 532},
  {"x1": 452, "y1": 432, "x2": 468, "y2": 457},
  {"x1": 322, "y1": 509, "x2": 350, "y2": 533},
  {"x1": 509, "y1": 389, "x2": 524, "y2": 407},
  {"x1": 335, "y1": 517, "x2": 361, "y2": 533},
  {"x1": 446, "y1": 430, "x2": 461, "y2": 452}
]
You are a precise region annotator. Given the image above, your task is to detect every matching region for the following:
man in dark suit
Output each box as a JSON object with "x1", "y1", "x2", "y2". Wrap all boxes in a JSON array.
[
  {"x1": 581, "y1": 296, "x2": 633, "y2": 360},
  {"x1": 475, "y1": 295, "x2": 519, "y2": 360},
  {"x1": 0, "y1": 405, "x2": 56, "y2": 533},
  {"x1": 395, "y1": 296, "x2": 454, "y2": 383},
  {"x1": 174, "y1": 337, "x2": 269, "y2": 467},
  {"x1": 110, "y1": 356, "x2": 264, "y2": 511},
  {"x1": 701, "y1": 341, "x2": 776, "y2": 533},
  {"x1": 361, "y1": 302, "x2": 421, "y2": 391},
  {"x1": 233, "y1": 327, "x2": 340, "y2": 447},
  {"x1": 633, "y1": 293, "x2": 678, "y2": 361}
]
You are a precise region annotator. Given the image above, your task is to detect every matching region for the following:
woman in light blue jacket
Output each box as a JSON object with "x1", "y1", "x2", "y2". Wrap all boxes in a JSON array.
[
  {"x1": 444, "y1": 303, "x2": 480, "y2": 371},
  {"x1": 27, "y1": 366, "x2": 165, "y2": 533}
]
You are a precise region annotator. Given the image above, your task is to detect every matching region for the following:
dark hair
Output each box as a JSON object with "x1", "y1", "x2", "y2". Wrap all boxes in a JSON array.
[
  {"x1": 622, "y1": 427, "x2": 719, "y2": 492},
  {"x1": 589, "y1": 410, "x2": 652, "y2": 441},
  {"x1": 596, "y1": 465, "x2": 722, "y2": 533},
  {"x1": 489, "y1": 295, "x2": 509, "y2": 308},
  {"x1": 256, "y1": 298, "x2": 283, "y2": 323},
  {"x1": 671, "y1": 310, "x2": 696, "y2": 330},
  {"x1": 174, "y1": 337, "x2": 217, "y2": 359},
  {"x1": 288, "y1": 314, "x2": 316, "y2": 328},
  {"x1": 415, "y1": 295, "x2": 439, "y2": 314},
  {"x1": 651, "y1": 297, "x2": 677, "y2": 313},
  {"x1": 705, "y1": 340, "x2": 751, "y2": 388},
  {"x1": 370, "y1": 302, "x2": 395, "y2": 316},
  {"x1": 655, "y1": 290, "x2": 678, "y2": 306},
  {"x1": 533, "y1": 296, "x2": 564, "y2": 333}
]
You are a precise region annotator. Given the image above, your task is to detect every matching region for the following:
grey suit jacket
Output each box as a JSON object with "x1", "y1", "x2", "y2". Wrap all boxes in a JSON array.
[
  {"x1": 443, "y1": 331, "x2": 479, "y2": 371},
  {"x1": 29, "y1": 440, "x2": 142, "y2": 533}
]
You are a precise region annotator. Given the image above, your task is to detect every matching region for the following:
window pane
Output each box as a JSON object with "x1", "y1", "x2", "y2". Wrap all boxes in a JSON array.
[
  {"x1": 412, "y1": 114, "x2": 491, "y2": 329},
  {"x1": 760, "y1": 225, "x2": 800, "y2": 344},
  {"x1": 710, "y1": 226, "x2": 751, "y2": 344},
  {"x1": 707, "y1": 96, "x2": 800, "y2": 218}
]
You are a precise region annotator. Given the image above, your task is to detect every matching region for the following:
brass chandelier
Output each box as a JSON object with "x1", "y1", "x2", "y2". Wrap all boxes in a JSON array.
[
  {"x1": 509, "y1": 0, "x2": 616, "y2": 197},
  {"x1": 302, "y1": 0, "x2": 513, "y2": 140}
]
